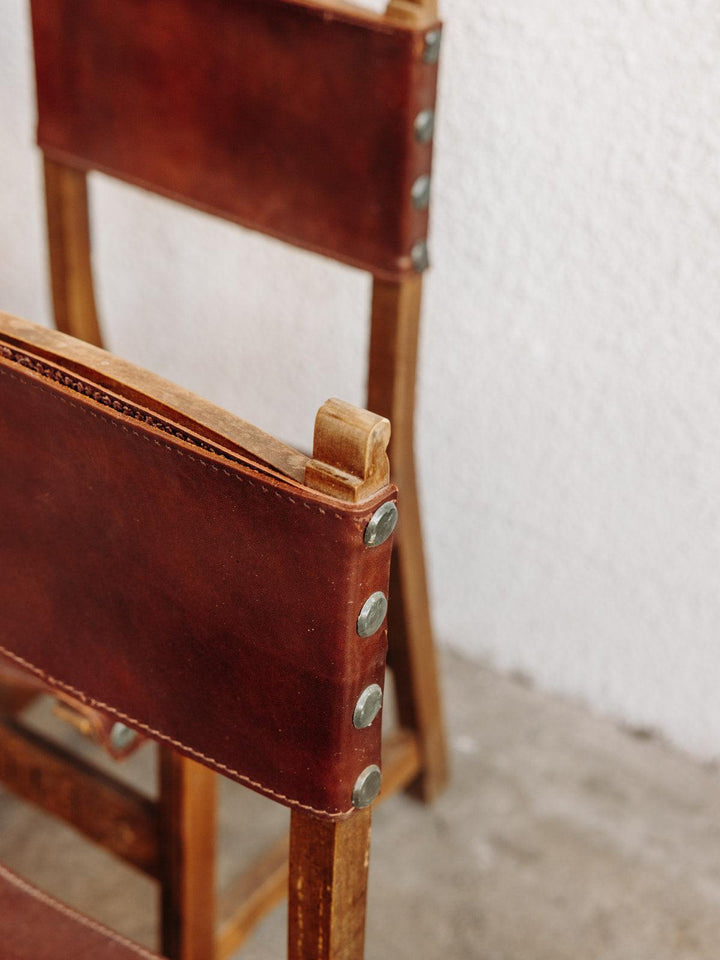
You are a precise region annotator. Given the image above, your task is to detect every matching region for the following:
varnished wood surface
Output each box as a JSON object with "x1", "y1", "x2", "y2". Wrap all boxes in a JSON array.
[
  {"x1": 288, "y1": 808, "x2": 372, "y2": 960},
  {"x1": 158, "y1": 749, "x2": 217, "y2": 960},
  {"x1": 368, "y1": 275, "x2": 448, "y2": 800},
  {"x1": 386, "y1": 0, "x2": 438, "y2": 22},
  {"x1": 43, "y1": 157, "x2": 102, "y2": 348},
  {"x1": 0, "y1": 719, "x2": 159, "y2": 877},
  {"x1": 216, "y1": 729, "x2": 420, "y2": 956}
]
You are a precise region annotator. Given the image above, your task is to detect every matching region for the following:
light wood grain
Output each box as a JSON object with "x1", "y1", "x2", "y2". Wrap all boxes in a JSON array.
[
  {"x1": 216, "y1": 730, "x2": 420, "y2": 955},
  {"x1": 305, "y1": 398, "x2": 391, "y2": 502},
  {"x1": 288, "y1": 808, "x2": 372, "y2": 960},
  {"x1": 0, "y1": 312, "x2": 308, "y2": 484},
  {"x1": 158, "y1": 749, "x2": 217, "y2": 960},
  {"x1": 368, "y1": 275, "x2": 448, "y2": 800},
  {"x1": 43, "y1": 158, "x2": 103, "y2": 347},
  {"x1": 386, "y1": 0, "x2": 438, "y2": 23}
]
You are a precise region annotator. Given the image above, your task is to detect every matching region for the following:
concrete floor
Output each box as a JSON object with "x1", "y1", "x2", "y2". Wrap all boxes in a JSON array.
[{"x1": 2, "y1": 650, "x2": 720, "y2": 959}]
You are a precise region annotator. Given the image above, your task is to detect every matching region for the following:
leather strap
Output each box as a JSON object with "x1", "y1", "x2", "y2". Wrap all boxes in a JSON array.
[{"x1": 30, "y1": 0, "x2": 441, "y2": 278}]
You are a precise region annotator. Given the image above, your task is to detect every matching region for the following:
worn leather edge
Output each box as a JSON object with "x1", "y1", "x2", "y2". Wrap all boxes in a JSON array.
[
  {"x1": 0, "y1": 312, "x2": 312, "y2": 484},
  {"x1": 0, "y1": 326, "x2": 397, "y2": 818}
]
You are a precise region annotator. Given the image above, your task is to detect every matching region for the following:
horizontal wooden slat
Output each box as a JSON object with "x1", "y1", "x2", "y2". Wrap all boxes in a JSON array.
[
  {"x1": 0, "y1": 719, "x2": 159, "y2": 877},
  {"x1": 217, "y1": 833, "x2": 290, "y2": 959},
  {"x1": 380, "y1": 726, "x2": 423, "y2": 797}
]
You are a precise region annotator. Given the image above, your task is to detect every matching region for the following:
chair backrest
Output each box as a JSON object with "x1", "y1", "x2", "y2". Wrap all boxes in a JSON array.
[
  {"x1": 0, "y1": 312, "x2": 396, "y2": 818},
  {"x1": 29, "y1": 0, "x2": 442, "y2": 279}
]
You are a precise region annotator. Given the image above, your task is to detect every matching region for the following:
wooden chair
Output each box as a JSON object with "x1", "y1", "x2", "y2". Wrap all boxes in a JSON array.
[
  {"x1": 29, "y1": 0, "x2": 447, "y2": 794},
  {"x1": 0, "y1": 310, "x2": 397, "y2": 959},
  {"x1": 2, "y1": 0, "x2": 448, "y2": 954}
]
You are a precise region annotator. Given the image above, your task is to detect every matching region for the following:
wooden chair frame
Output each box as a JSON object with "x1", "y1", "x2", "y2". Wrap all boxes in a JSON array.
[{"x1": 1, "y1": 0, "x2": 447, "y2": 956}]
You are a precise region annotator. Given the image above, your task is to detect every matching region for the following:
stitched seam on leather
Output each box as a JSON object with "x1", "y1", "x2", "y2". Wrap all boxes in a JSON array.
[
  {"x1": 0, "y1": 863, "x2": 160, "y2": 959},
  {"x1": 0, "y1": 359, "x2": 352, "y2": 521},
  {"x1": 0, "y1": 642, "x2": 351, "y2": 817},
  {"x1": 0, "y1": 343, "x2": 231, "y2": 451}
]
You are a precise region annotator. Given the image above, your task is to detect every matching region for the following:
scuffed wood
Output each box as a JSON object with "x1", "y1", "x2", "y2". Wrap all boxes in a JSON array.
[
  {"x1": 288, "y1": 808, "x2": 371, "y2": 960},
  {"x1": 158, "y1": 748, "x2": 216, "y2": 960},
  {"x1": 0, "y1": 311, "x2": 308, "y2": 484},
  {"x1": 305, "y1": 398, "x2": 390, "y2": 502},
  {"x1": 0, "y1": 718, "x2": 158, "y2": 876}
]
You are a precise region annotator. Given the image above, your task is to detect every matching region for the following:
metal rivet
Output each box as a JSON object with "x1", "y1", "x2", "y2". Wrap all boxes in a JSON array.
[
  {"x1": 414, "y1": 108, "x2": 435, "y2": 144},
  {"x1": 411, "y1": 174, "x2": 431, "y2": 211},
  {"x1": 364, "y1": 501, "x2": 398, "y2": 548},
  {"x1": 423, "y1": 28, "x2": 442, "y2": 64},
  {"x1": 353, "y1": 684, "x2": 383, "y2": 729},
  {"x1": 352, "y1": 764, "x2": 382, "y2": 808},
  {"x1": 410, "y1": 239, "x2": 429, "y2": 273},
  {"x1": 110, "y1": 722, "x2": 137, "y2": 751},
  {"x1": 357, "y1": 591, "x2": 388, "y2": 638}
]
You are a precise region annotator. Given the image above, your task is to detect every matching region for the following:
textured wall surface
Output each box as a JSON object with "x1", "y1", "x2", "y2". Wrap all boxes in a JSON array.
[{"x1": 2, "y1": 0, "x2": 720, "y2": 757}]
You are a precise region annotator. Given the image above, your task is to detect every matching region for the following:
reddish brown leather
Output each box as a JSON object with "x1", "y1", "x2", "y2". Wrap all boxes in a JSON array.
[
  {"x1": 0, "y1": 657, "x2": 147, "y2": 758},
  {"x1": 30, "y1": 0, "x2": 441, "y2": 279},
  {"x1": 0, "y1": 328, "x2": 395, "y2": 818},
  {"x1": 0, "y1": 863, "x2": 162, "y2": 959}
]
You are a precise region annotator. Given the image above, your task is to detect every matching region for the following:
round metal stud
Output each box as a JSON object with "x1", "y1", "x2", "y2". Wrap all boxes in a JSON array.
[
  {"x1": 410, "y1": 239, "x2": 429, "y2": 273},
  {"x1": 353, "y1": 684, "x2": 383, "y2": 729},
  {"x1": 423, "y1": 28, "x2": 442, "y2": 64},
  {"x1": 411, "y1": 174, "x2": 431, "y2": 211},
  {"x1": 110, "y1": 722, "x2": 137, "y2": 751},
  {"x1": 356, "y1": 591, "x2": 388, "y2": 638},
  {"x1": 364, "y1": 501, "x2": 398, "y2": 548},
  {"x1": 414, "y1": 108, "x2": 435, "y2": 144},
  {"x1": 352, "y1": 764, "x2": 382, "y2": 808}
]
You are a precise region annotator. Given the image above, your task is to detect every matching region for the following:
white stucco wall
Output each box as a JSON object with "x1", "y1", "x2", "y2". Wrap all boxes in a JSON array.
[{"x1": 2, "y1": 0, "x2": 720, "y2": 757}]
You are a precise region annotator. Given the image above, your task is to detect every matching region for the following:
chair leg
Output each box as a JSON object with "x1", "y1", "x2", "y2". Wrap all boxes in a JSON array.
[
  {"x1": 288, "y1": 808, "x2": 371, "y2": 960},
  {"x1": 158, "y1": 748, "x2": 217, "y2": 960},
  {"x1": 368, "y1": 275, "x2": 448, "y2": 801},
  {"x1": 43, "y1": 156, "x2": 103, "y2": 347}
]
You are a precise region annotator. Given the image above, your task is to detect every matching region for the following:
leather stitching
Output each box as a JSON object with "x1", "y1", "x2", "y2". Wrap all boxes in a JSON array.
[
  {"x1": 0, "y1": 863, "x2": 160, "y2": 959},
  {"x1": 0, "y1": 358, "x2": 376, "y2": 816},
  {"x1": 0, "y1": 359, "x2": 349, "y2": 520},
  {"x1": 0, "y1": 640, "x2": 355, "y2": 817}
]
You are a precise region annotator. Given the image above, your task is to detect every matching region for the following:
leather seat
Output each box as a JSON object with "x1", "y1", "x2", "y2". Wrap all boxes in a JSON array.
[{"x1": 0, "y1": 863, "x2": 161, "y2": 960}]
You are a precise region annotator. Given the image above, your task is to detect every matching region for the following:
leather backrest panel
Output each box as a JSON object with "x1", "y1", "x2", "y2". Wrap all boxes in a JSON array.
[
  {"x1": 30, "y1": 0, "x2": 441, "y2": 278},
  {"x1": 0, "y1": 329, "x2": 395, "y2": 817}
]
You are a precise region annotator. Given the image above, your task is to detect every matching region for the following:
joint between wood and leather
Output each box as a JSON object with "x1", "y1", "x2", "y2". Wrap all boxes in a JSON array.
[{"x1": 305, "y1": 398, "x2": 391, "y2": 503}]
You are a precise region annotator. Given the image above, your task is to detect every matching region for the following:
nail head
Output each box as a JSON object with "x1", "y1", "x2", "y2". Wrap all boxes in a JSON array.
[
  {"x1": 357, "y1": 591, "x2": 388, "y2": 638},
  {"x1": 414, "y1": 108, "x2": 435, "y2": 144},
  {"x1": 411, "y1": 239, "x2": 429, "y2": 272},
  {"x1": 423, "y1": 28, "x2": 442, "y2": 64},
  {"x1": 411, "y1": 174, "x2": 431, "y2": 211},
  {"x1": 352, "y1": 764, "x2": 382, "y2": 808},
  {"x1": 110, "y1": 722, "x2": 137, "y2": 751},
  {"x1": 353, "y1": 684, "x2": 383, "y2": 729},
  {"x1": 364, "y1": 501, "x2": 398, "y2": 547}
]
